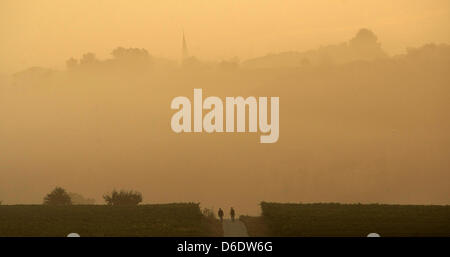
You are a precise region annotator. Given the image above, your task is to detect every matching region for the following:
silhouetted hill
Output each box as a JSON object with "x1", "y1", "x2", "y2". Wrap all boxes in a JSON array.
[{"x1": 242, "y1": 28, "x2": 388, "y2": 68}]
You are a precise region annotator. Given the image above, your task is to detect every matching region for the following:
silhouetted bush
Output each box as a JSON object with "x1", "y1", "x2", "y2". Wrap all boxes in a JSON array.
[
  {"x1": 66, "y1": 57, "x2": 78, "y2": 69},
  {"x1": 80, "y1": 52, "x2": 98, "y2": 65},
  {"x1": 43, "y1": 187, "x2": 72, "y2": 205},
  {"x1": 103, "y1": 190, "x2": 142, "y2": 206}
]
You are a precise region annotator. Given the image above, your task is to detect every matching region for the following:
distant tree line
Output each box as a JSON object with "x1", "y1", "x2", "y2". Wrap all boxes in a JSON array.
[
  {"x1": 66, "y1": 47, "x2": 154, "y2": 70},
  {"x1": 43, "y1": 187, "x2": 142, "y2": 206}
]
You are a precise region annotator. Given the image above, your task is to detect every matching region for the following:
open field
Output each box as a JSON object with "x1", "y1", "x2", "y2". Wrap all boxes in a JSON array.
[
  {"x1": 241, "y1": 202, "x2": 450, "y2": 237},
  {"x1": 0, "y1": 203, "x2": 222, "y2": 237}
]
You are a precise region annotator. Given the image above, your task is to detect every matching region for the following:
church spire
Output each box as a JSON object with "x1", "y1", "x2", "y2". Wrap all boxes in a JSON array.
[{"x1": 182, "y1": 30, "x2": 189, "y2": 61}]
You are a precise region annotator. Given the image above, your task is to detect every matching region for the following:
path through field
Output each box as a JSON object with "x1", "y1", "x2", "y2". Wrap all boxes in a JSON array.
[{"x1": 222, "y1": 219, "x2": 249, "y2": 237}]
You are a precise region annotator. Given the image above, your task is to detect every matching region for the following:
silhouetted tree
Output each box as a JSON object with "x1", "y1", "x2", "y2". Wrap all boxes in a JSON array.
[
  {"x1": 405, "y1": 43, "x2": 450, "y2": 63},
  {"x1": 111, "y1": 47, "x2": 150, "y2": 60},
  {"x1": 349, "y1": 28, "x2": 387, "y2": 60},
  {"x1": 103, "y1": 190, "x2": 142, "y2": 206},
  {"x1": 66, "y1": 57, "x2": 78, "y2": 69},
  {"x1": 350, "y1": 29, "x2": 379, "y2": 48},
  {"x1": 80, "y1": 52, "x2": 98, "y2": 65},
  {"x1": 43, "y1": 187, "x2": 72, "y2": 205},
  {"x1": 110, "y1": 47, "x2": 152, "y2": 70}
]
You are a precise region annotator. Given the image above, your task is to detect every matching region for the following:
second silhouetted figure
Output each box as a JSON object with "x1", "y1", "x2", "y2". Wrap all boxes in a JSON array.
[
  {"x1": 230, "y1": 207, "x2": 235, "y2": 222},
  {"x1": 218, "y1": 208, "x2": 224, "y2": 222}
]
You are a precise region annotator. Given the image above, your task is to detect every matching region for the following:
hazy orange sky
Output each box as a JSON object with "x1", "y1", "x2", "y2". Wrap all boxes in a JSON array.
[
  {"x1": 1, "y1": 0, "x2": 449, "y2": 73},
  {"x1": 1, "y1": 1, "x2": 450, "y2": 215}
]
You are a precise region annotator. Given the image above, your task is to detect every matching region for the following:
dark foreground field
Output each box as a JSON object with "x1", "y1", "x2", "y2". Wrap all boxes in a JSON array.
[
  {"x1": 241, "y1": 202, "x2": 450, "y2": 237},
  {"x1": 0, "y1": 203, "x2": 222, "y2": 237}
]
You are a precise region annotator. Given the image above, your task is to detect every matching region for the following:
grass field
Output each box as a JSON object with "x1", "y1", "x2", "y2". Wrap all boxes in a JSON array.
[
  {"x1": 0, "y1": 203, "x2": 222, "y2": 237},
  {"x1": 241, "y1": 202, "x2": 450, "y2": 237}
]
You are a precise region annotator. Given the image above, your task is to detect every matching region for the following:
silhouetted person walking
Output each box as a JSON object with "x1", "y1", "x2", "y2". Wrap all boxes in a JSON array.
[
  {"x1": 230, "y1": 207, "x2": 235, "y2": 222},
  {"x1": 218, "y1": 208, "x2": 224, "y2": 222}
]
